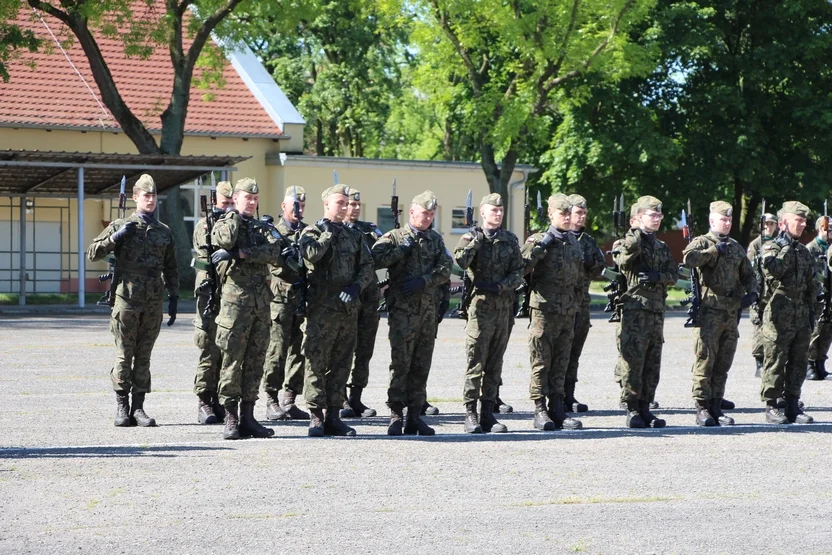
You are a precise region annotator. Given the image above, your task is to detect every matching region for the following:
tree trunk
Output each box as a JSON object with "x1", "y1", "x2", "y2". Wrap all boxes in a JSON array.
[
  {"x1": 316, "y1": 120, "x2": 324, "y2": 156},
  {"x1": 731, "y1": 175, "x2": 744, "y2": 241},
  {"x1": 479, "y1": 143, "x2": 518, "y2": 219},
  {"x1": 741, "y1": 193, "x2": 761, "y2": 247}
]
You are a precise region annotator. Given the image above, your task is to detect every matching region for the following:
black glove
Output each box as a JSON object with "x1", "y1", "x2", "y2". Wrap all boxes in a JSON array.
[
  {"x1": 773, "y1": 233, "x2": 791, "y2": 248},
  {"x1": 715, "y1": 241, "x2": 730, "y2": 255},
  {"x1": 475, "y1": 281, "x2": 500, "y2": 293},
  {"x1": 211, "y1": 249, "x2": 237, "y2": 264},
  {"x1": 638, "y1": 271, "x2": 661, "y2": 284},
  {"x1": 316, "y1": 218, "x2": 332, "y2": 233},
  {"x1": 111, "y1": 221, "x2": 137, "y2": 244},
  {"x1": 339, "y1": 283, "x2": 360, "y2": 304},
  {"x1": 470, "y1": 226, "x2": 485, "y2": 243},
  {"x1": 401, "y1": 277, "x2": 426, "y2": 296},
  {"x1": 438, "y1": 297, "x2": 450, "y2": 322},
  {"x1": 740, "y1": 291, "x2": 759, "y2": 309},
  {"x1": 281, "y1": 244, "x2": 299, "y2": 262},
  {"x1": 261, "y1": 214, "x2": 275, "y2": 224},
  {"x1": 538, "y1": 232, "x2": 556, "y2": 249},
  {"x1": 167, "y1": 296, "x2": 178, "y2": 327},
  {"x1": 400, "y1": 235, "x2": 416, "y2": 252}
]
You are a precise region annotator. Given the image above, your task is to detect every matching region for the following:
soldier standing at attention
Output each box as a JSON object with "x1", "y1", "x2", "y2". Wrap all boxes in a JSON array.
[
  {"x1": 261, "y1": 186, "x2": 310, "y2": 421},
  {"x1": 192, "y1": 180, "x2": 233, "y2": 424},
  {"x1": 565, "y1": 194, "x2": 606, "y2": 413},
  {"x1": 759, "y1": 201, "x2": 817, "y2": 424},
  {"x1": 211, "y1": 178, "x2": 288, "y2": 440},
  {"x1": 453, "y1": 193, "x2": 524, "y2": 434},
  {"x1": 806, "y1": 216, "x2": 832, "y2": 381},
  {"x1": 747, "y1": 213, "x2": 778, "y2": 377},
  {"x1": 372, "y1": 191, "x2": 453, "y2": 436},
  {"x1": 87, "y1": 174, "x2": 178, "y2": 427},
  {"x1": 522, "y1": 194, "x2": 584, "y2": 431},
  {"x1": 340, "y1": 188, "x2": 382, "y2": 418},
  {"x1": 682, "y1": 201, "x2": 757, "y2": 427},
  {"x1": 299, "y1": 184, "x2": 374, "y2": 437},
  {"x1": 614, "y1": 196, "x2": 677, "y2": 429}
]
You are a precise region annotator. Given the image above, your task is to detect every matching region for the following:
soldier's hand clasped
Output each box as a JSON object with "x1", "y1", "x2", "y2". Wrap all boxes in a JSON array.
[
  {"x1": 637, "y1": 271, "x2": 661, "y2": 284},
  {"x1": 715, "y1": 241, "x2": 730, "y2": 255},
  {"x1": 401, "y1": 277, "x2": 426, "y2": 296},
  {"x1": 740, "y1": 291, "x2": 758, "y2": 309},
  {"x1": 316, "y1": 218, "x2": 332, "y2": 233},
  {"x1": 111, "y1": 221, "x2": 137, "y2": 243},
  {"x1": 538, "y1": 232, "x2": 556, "y2": 249},
  {"x1": 211, "y1": 249, "x2": 237, "y2": 264},
  {"x1": 400, "y1": 235, "x2": 415, "y2": 252},
  {"x1": 339, "y1": 283, "x2": 360, "y2": 304},
  {"x1": 167, "y1": 296, "x2": 178, "y2": 326}
]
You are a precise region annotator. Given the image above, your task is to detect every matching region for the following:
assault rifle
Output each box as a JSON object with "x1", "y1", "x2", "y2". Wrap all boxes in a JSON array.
[
  {"x1": 196, "y1": 176, "x2": 222, "y2": 318},
  {"x1": 679, "y1": 199, "x2": 701, "y2": 328},
  {"x1": 751, "y1": 199, "x2": 767, "y2": 322},
  {"x1": 602, "y1": 193, "x2": 626, "y2": 322},
  {"x1": 515, "y1": 190, "x2": 545, "y2": 318},
  {"x1": 97, "y1": 175, "x2": 127, "y2": 307},
  {"x1": 452, "y1": 190, "x2": 475, "y2": 319},
  {"x1": 391, "y1": 179, "x2": 401, "y2": 229},
  {"x1": 820, "y1": 202, "x2": 832, "y2": 324},
  {"x1": 292, "y1": 186, "x2": 308, "y2": 316}
]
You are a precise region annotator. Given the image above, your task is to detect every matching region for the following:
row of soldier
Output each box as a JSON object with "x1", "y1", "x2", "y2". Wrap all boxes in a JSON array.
[{"x1": 87, "y1": 174, "x2": 828, "y2": 438}]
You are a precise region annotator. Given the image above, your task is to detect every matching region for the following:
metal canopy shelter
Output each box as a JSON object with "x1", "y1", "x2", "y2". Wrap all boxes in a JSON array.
[{"x1": 0, "y1": 150, "x2": 248, "y2": 308}]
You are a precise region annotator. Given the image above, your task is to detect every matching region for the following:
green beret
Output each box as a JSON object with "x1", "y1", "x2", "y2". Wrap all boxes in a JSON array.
[
  {"x1": 781, "y1": 201, "x2": 810, "y2": 218},
  {"x1": 634, "y1": 195, "x2": 663, "y2": 213},
  {"x1": 234, "y1": 178, "x2": 259, "y2": 194},
  {"x1": 216, "y1": 181, "x2": 233, "y2": 198},
  {"x1": 763, "y1": 213, "x2": 776, "y2": 223},
  {"x1": 567, "y1": 194, "x2": 587, "y2": 209},
  {"x1": 412, "y1": 191, "x2": 438, "y2": 211},
  {"x1": 630, "y1": 204, "x2": 639, "y2": 218},
  {"x1": 548, "y1": 193, "x2": 572, "y2": 212},
  {"x1": 348, "y1": 188, "x2": 361, "y2": 202},
  {"x1": 322, "y1": 184, "x2": 351, "y2": 200},
  {"x1": 480, "y1": 193, "x2": 502, "y2": 207},
  {"x1": 285, "y1": 185, "x2": 306, "y2": 202},
  {"x1": 709, "y1": 201, "x2": 733, "y2": 217},
  {"x1": 134, "y1": 174, "x2": 156, "y2": 194}
]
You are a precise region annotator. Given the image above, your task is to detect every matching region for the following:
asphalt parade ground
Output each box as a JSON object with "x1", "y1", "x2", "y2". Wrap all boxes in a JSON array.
[{"x1": 2, "y1": 313, "x2": 832, "y2": 554}]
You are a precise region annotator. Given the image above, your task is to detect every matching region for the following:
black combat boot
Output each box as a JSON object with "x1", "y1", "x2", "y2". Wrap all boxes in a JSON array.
[
  {"x1": 625, "y1": 400, "x2": 645, "y2": 428},
  {"x1": 404, "y1": 405, "x2": 435, "y2": 435},
  {"x1": 114, "y1": 391, "x2": 131, "y2": 427},
  {"x1": 784, "y1": 395, "x2": 814, "y2": 424},
  {"x1": 695, "y1": 400, "x2": 716, "y2": 427},
  {"x1": 212, "y1": 393, "x2": 226, "y2": 422},
  {"x1": 421, "y1": 402, "x2": 439, "y2": 416},
  {"x1": 388, "y1": 403, "x2": 405, "y2": 436},
  {"x1": 345, "y1": 387, "x2": 377, "y2": 418},
  {"x1": 463, "y1": 401, "x2": 483, "y2": 433},
  {"x1": 480, "y1": 400, "x2": 507, "y2": 433},
  {"x1": 494, "y1": 397, "x2": 513, "y2": 414},
  {"x1": 280, "y1": 389, "x2": 309, "y2": 420},
  {"x1": 765, "y1": 400, "x2": 788, "y2": 424},
  {"x1": 720, "y1": 399, "x2": 736, "y2": 410},
  {"x1": 711, "y1": 398, "x2": 734, "y2": 426},
  {"x1": 807, "y1": 359, "x2": 829, "y2": 381},
  {"x1": 324, "y1": 408, "x2": 357, "y2": 436},
  {"x1": 564, "y1": 381, "x2": 588, "y2": 413},
  {"x1": 549, "y1": 396, "x2": 582, "y2": 430},
  {"x1": 639, "y1": 400, "x2": 666, "y2": 428},
  {"x1": 265, "y1": 391, "x2": 287, "y2": 421},
  {"x1": 340, "y1": 399, "x2": 356, "y2": 418},
  {"x1": 649, "y1": 401, "x2": 660, "y2": 410},
  {"x1": 755, "y1": 357, "x2": 764, "y2": 378},
  {"x1": 223, "y1": 402, "x2": 240, "y2": 440},
  {"x1": 308, "y1": 408, "x2": 325, "y2": 437},
  {"x1": 130, "y1": 392, "x2": 156, "y2": 427},
  {"x1": 239, "y1": 401, "x2": 275, "y2": 438},
  {"x1": 197, "y1": 392, "x2": 218, "y2": 424},
  {"x1": 532, "y1": 398, "x2": 555, "y2": 431}
]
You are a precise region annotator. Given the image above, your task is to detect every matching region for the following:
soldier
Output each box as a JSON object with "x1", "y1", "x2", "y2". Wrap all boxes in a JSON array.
[
  {"x1": 682, "y1": 201, "x2": 758, "y2": 426},
  {"x1": 454, "y1": 193, "x2": 524, "y2": 433},
  {"x1": 192, "y1": 180, "x2": 233, "y2": 424},
  {"x1": 372, "y1": 191, "x2": 453, "y2": 436},
  {"x1": 614, "y1": 196, "x2": 677, "y2": 428},
  {"x1": 565, "y1": 194, "x2": 606, "y2": 413},
  {"x1": 87, "y1": 174, "x2": 178, "y2": 427},
  {"x1": 299, "y1": 184, "x2": 374, "y2": 437},
  {"x1": 806, "y1": 216, "x2": 832, "y2": 381},
  {"x1": 747, "y1": 213, "x2": 778, "y2": 377},
  {"x1": 340, "y1": 188, "x2": 382, "y2": 418},
  {"x1": 212, "y1": 178, "x2": 289, "y2": 440},
  {"x1": 522, "y1": 193, "x2": 584, "y2": 431},
  {"x1": 261, "y1": 186, "x2": 310, "y2": 421},
  {"x1": 759, "y1": 201, "x2": 817, "y2": 424}
]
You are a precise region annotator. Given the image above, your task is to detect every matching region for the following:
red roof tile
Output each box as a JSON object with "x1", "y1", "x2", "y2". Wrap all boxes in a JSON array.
[{"x1": 0, "y1": 4, "x2": 283, "y2": 138}]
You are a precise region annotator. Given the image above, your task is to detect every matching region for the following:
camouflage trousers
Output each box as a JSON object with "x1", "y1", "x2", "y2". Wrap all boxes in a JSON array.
[
  {"x1": 808, "y1": 319, "x2": 832, "y2": 363},
  {"x1": 617, "y1": 308, "x2": 664, "y2": 403},
  {"x1": 566, "y1": 295, "x2": 592, "y2": 385},
  {"x1": 751, "y1": 302, "x2": 766, "y2": 360},
  {"x1": 302, "y1": 304, "x2": 358, "y2": 410},
  {"x1": 193, "y1": 293, "x2": 222, "y2": 395},
  {"x1": 761, "y1": 293, "x2": 811, "y2": 402},
  {"x1": 462, "y1": 294, "x2": 513, "y2": 403},
  {"x1": 110, "y1": 297, "x2": 163, "y2": 393},
  {"x1": 387, "y1": 296, "x2": 438, "y2": 408},
  {"x1": 528, "y1": 307, "x2": 575, "y2": 400},
  {"x1": 691, "y1": 307, "x2": 739, "y2": 402},
  {"x1": 215, "y1": 299, "x2": 270, "y2": 405},
  {"x1": 348, "y1": 284, "x2": 380, "y2": 390},
  {"x1": 262, "y1": 299, "x2": 305, "y2": 395}
]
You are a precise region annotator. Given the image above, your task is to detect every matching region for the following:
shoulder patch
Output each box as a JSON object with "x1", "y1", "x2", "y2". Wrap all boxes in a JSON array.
[
  {"x1": 374, "y1": 228, "x2": 383, "y2": 236},
  {"x1": 462, "y1": 234, "x2": 473, "y2": 241}
]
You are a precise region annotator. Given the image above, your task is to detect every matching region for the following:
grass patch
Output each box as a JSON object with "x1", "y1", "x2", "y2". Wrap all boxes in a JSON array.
[{"x1": 0, "y1": 289, "x2": 193, "y2": 305}]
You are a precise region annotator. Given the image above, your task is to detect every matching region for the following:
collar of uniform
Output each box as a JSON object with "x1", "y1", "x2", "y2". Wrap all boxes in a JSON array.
[
  {"x1": 816, "y1": 237, "x2": 828, "y2": 250},
  {"x1": 706, "y1": 231, "x2": 727, "y2": 243},
  {"x1": 407, "y1": 223, "x2": 427, "y2": 238},
  {"x1": 282, "y1": 216, "x2": 301, "y2": 232}
]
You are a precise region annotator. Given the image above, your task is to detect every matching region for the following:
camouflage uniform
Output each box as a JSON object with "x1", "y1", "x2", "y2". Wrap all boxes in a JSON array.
[
  {"x1": 347, "y1": 219, "x2": 383, "y2": 391},
  {"x1": 192, "y1": 210, "x2": 223, "y2": 399},
  {"x1": 747, "y1": 236, "x2": 769, "y2": 365},
  {"x1": 806, "y1": 237, "x2": 832, "y2": 369},
  {"x1": 683, "y1": 207, "x2": 757, "y2": 422}
]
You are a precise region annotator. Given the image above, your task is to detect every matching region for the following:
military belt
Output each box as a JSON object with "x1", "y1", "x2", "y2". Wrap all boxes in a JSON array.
[
  {"x1": 227, "y1": 274, "x2": 266, "y2": 285},
  {"x1": 119, "y1": 260, "x2": 161, "y2": 278},
  {"x1": 706, "y1": 285, "x2": 736, "y2": 298},
  {"x1": 773, "y1": 287, "x2": 804, "y2": 300}
]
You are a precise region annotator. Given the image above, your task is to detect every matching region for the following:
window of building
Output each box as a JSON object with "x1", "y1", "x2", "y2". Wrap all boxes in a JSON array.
[
  {"x1": 376, "y1": 206, "x2": 396, "y2": 233},
  {"x1": 451, "y1": 207, "x2": 469, "y2": 233}
]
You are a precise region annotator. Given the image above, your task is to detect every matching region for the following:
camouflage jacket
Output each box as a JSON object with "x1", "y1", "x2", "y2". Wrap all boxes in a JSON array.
[
  {"x1": 683, "y1": 231, "x2": 757, "y2": 312},
  {"x1": 212, "y1": 211, "x2": 284, "y2": 311},
  {"x1": 613, "y1": 227, "x2": 677, "y2": 313},
  {"x1": 521, "y1": 228, "x2": 583, "y2": 315},
  {"x1": 299, "y1": 221, "x2": 374, "y2": 314},
  {"x1": 372, "y1": 225, "x2": 453, "y2": 310},
  {"x1": 571, "y1": 228, "x2": 606, "y2": 295},
  {"x1": 191, "y1": 209, "x2": 224, "y2": 294},
  {"x1": 349, "y1": 220, "x2": 383, "y2": 300},
  {"x1": 747, "y1": 235, "x2": 773, "y2": 305},
  {"x1": 806, "y1": 238, "x2": 828, "y2": 284},
  {"x1": 269, "y1": 216, "x2": 306, "y2": 305},
  {"x1": 87, "y1": 211, "x2": 179, "y2": 306},
  {"x1": 761, "y1": 233, "x2": 818, "y2": 307},
  {"x1": 453, "y1": 228, "x2": 524, "y2": 300}
]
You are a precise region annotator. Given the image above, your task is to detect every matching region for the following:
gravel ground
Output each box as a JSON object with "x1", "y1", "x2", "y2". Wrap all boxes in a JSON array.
[{"x1": 2, "y1": 313, "x2": 832, "y2": 554}]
